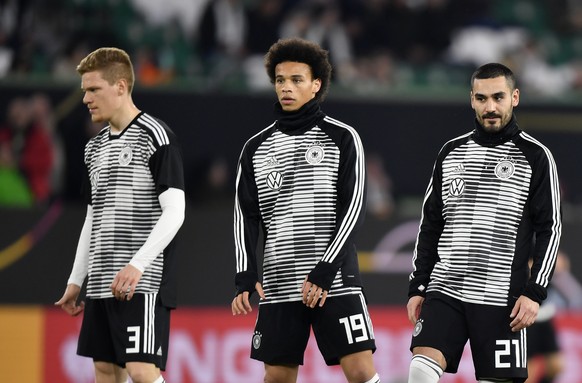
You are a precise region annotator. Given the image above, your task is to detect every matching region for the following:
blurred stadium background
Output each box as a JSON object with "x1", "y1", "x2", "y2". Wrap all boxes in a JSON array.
[{"x1": 1, "y1": 0, "x2": 582, "y2": 382}]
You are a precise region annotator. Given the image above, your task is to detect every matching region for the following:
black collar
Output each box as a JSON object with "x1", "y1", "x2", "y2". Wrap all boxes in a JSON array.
[
  {"x1": 472, "y1": 115, "x2": 521, "y2": 146},
  {"x1": 274, "y1": 99, "x2": 325, "y2": 135}
]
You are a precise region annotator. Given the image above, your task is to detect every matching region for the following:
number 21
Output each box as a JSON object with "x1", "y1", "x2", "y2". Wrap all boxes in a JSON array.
[{"x1": 495, "y1": 339, "x2": 522, "y2": 368}]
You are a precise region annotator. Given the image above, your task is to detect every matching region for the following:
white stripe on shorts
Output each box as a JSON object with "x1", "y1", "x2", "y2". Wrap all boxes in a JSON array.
[
  {"x1": 358, "y1": 292, "x2": 375, "y2": 340},
  {"x1": 143, "y1": 293, "x2": 157, "y2": 354}
]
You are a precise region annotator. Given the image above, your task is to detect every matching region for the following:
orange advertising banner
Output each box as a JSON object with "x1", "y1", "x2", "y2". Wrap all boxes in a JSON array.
[{"x1": 5, "y1": 306, "x2": 574, "y2": 383}]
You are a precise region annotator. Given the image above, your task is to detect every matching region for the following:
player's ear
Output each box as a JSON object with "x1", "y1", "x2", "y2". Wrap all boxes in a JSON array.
[
  {"x1": 512, "y1": 88, "x2": 520, "y2": 107},
  {"x1": 116, "y1": 78, "x2": 128, "y2": 96},
  {"x1": 312, "y1": 78, "x2": 321, "y2": 95}
]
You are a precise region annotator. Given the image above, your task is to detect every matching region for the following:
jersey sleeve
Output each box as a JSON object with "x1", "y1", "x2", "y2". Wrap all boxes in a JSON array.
[
  {"x1": 307, "y1": 126, "x2": 366, "y2": 291},
  {"x1": 233, "y1": 140, "x2": 262, "y2": 296},
  {"x1": 523, "y1": 144, "x2": 562, "y2": 303},
  {"x1": 408, "y1": 148, "x2": 446, "y2": 298},
  {"x1": 149, "y1": 134, "x2": 185, "y2": 195}
]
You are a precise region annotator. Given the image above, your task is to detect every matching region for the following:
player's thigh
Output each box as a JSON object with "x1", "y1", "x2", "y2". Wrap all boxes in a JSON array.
[
  {"x1": 467, "y1": 302, "x2": 527, "y2": 381},
  {"x1": 410, "y1": 292, "x2": 468, "y2": 373},
  {"x1": 94, "y1": 361, "x2": 127, "y2": 383},
  {"x1": 78, "y1": 298, "x2": 118, "y2": 364},
  {"x1": 312, "y1": 292, "x2": 377, "y2": 366},
  {"x1": 110, "y1": 293, "x2": 171, "y2": 369},
  {"x1": 251, "y1": 301, "x2": 311, "y2": 366}
]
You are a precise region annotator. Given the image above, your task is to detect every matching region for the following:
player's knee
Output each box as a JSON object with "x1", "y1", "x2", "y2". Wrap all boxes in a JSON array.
[
  {"x1": 125, "y1": 362, "x2": 160, "y2": 383},
  {"x1": 93, "y1": 361, "x2": 119, "y2": 379},
  {"x1": 263, "y1": 363, "x2": 298, "y2": 383},
  {"x1": 546, "y1": 356, "x2": 564, "y2": 377},
  {"x1": 340, "y1": 352, "x2": 377, "y2": 383},
  {"x1": 344, "y1": 369, "x2": 376, "y2": 383}
]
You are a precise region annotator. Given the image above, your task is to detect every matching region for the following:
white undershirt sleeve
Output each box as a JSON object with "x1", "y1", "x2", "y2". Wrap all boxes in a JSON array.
[
  {"x1": 67, "y1": 205, "x2": 93, "y2": 287},
  {"x1": 129, "y1": 187, "x2": 186, "y2": 273}
]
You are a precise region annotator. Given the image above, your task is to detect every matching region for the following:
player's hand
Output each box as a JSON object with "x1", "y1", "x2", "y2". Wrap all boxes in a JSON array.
[
  {"x1": 110, "y1": 264, "x2": 142, "y2": 301},
  {"x1": 407, "y1": 295, "x2": 424, "y2": 325},
  {"x1": 55, "y1": 284, "x2": 85, "y2": 316},
  {"x1": 302, "y1": 278, "x2": 328, "y2": 308},
  {"x1": 510, "y1": 295, "x2": 539, "y2": 332},
  {"x1": 232, "y1": 282, "x2": 264, "y2": 315}
]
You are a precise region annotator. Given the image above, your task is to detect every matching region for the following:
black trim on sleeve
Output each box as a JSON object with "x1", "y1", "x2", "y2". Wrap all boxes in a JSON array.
[
  {"x1": 308, "y1": 261, "x2": 340, "y2": 291},
  {"x1": 235, "y1": 271, "x2": 259, "y2": 297},
  {"x1": 522, "y1": 282, "x2": 547, "y2": 304}
]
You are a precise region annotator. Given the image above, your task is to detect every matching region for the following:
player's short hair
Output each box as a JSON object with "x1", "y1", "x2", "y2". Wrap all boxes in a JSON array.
[
  {"x1": 471, "y1": 63, "x2": 517, "y2": 91},
  {"x1": 77, "y1": 47, "x2": 135, "y2": 93},
  {"x1": 264, "y1": 38, "x2": 332, "y2": 102}
]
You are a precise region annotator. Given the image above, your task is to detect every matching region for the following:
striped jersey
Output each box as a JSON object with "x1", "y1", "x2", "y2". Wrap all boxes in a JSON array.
[
  {"x1": 83, "y1": 112, "x2": 184, "y2": 305},
  {"x1": 234, "y1": 100, "x2": 366, "y2": 304},
  {"x1": 409, "y1": 117, "x2": 562, "y2": 306}
]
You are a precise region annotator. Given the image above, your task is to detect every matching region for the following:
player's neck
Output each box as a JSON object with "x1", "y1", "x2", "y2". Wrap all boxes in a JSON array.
[{"x1": 109, "y1": 103, "x2": 141, "y2": 134}]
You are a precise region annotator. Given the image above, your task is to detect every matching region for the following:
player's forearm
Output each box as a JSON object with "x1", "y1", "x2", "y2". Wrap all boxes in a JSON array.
[
  {"x1": 67, "y1": 205, "x2": 93, "y2": 286},
  {"x1": 130, "y1": 188, "x2": 185, "y2": 272}
]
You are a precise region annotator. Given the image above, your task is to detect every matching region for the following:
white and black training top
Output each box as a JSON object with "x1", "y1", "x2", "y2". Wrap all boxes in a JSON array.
[
  {"x1": 83, "y1": 112, "x2": 184, "y2": 307},
  {"x1": 234, "y1": 100, "x2": 367, "y2": 304},
  {"x1": 409, "y1": 116, "x2": 562, "y2": 306}
]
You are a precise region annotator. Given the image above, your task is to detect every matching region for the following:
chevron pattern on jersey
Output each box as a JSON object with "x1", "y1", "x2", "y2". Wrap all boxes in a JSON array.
[
  {"x1": 84, "y1": 114, "x2": 166, "y2": 298},
  {"x1": 428, "y1": 139, "x2": 532, "y2": 305},
  {"x1": 235, "y1": 119, "x2": 364, "y2": 304}
]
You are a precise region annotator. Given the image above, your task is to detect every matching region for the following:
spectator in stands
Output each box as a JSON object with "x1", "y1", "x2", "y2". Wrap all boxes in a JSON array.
[
  {"x1": 243, "y1": 0, "x2": 288, "y2": 89},
  {"x1": 0, "y1": 96, "x2": 54, "y2": 205},
  {"x1": 413, "y1": 0, "x2": 455, "y2": 64},
  {"x1": 196, "y1": 0, "x2": 248, "y2": 78},
  {"x1": 280, "y1": 1, "x2": 356, "y2": 84},
  {"x1": 504, "y1": 36, "x2": 582, "y2": 97},
  {"x1": 245, "y1": 0, "x2": 286, "y2": 55},
  {"x1": 30, "y1": 92, "x2": 64, "y2": 199},
  {"x1": 366, "y1": 153, "x2": 394, "y2": 220},
  {"x1": 0, "y1": 120, "x2": 33, "y2": 207}
]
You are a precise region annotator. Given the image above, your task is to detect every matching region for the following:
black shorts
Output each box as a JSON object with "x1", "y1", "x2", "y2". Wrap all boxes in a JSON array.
[
  {"x1": 251, "y1": 292, "x2": 376, "y2": 366},
  {"x1": 527, "y1": 319, "x2": 559, "y2": 357},
  {"x1": 410, "y1": 292, "x2": 527, "y2": 382},
  {"x1": 78, "y1": 293, "x2": 171, "y2": 370}
]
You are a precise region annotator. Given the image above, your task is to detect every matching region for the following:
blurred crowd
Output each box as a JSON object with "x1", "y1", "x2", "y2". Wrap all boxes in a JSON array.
[
  {"x1": 1, "y1": 0, "x2": 582, "y2": 209},
  {"x1": 0, "y1": 93, "x2": 63, "y2": 207},
  {"x1": 1, "y1": 0, "x2": 582, "y2": 96}
]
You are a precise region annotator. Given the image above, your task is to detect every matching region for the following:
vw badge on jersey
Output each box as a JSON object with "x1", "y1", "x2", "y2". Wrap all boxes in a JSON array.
[
  {"x1": 266, "y1": 171, "x2": 283, "y2": 190},
  {"x1": 449, "y1": 177, "x2": 465, "y2": 197},
  {"x1": 90, "y1": 171, "x2": 99, "y2": 190}
]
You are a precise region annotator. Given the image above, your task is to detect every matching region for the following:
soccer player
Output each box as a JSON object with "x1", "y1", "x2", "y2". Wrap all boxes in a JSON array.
[
  {"x1": 407, "y1": 63, "x2": 562, "y2": 383},
  {"x1": 231, "y1": 37, "x2": 381, "y2": 383},
  {"x1": 55, "y1": 47, "x2": 185, "y2": 383}
]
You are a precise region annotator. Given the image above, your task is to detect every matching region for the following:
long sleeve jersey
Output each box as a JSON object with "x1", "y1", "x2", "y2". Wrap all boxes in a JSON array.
[
  {"x1": 409, "y1": 116, "x2": 561, "y2": 306},
  {"x1": 234, "y1": 100, "x2": 366, "y2": 304}
]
